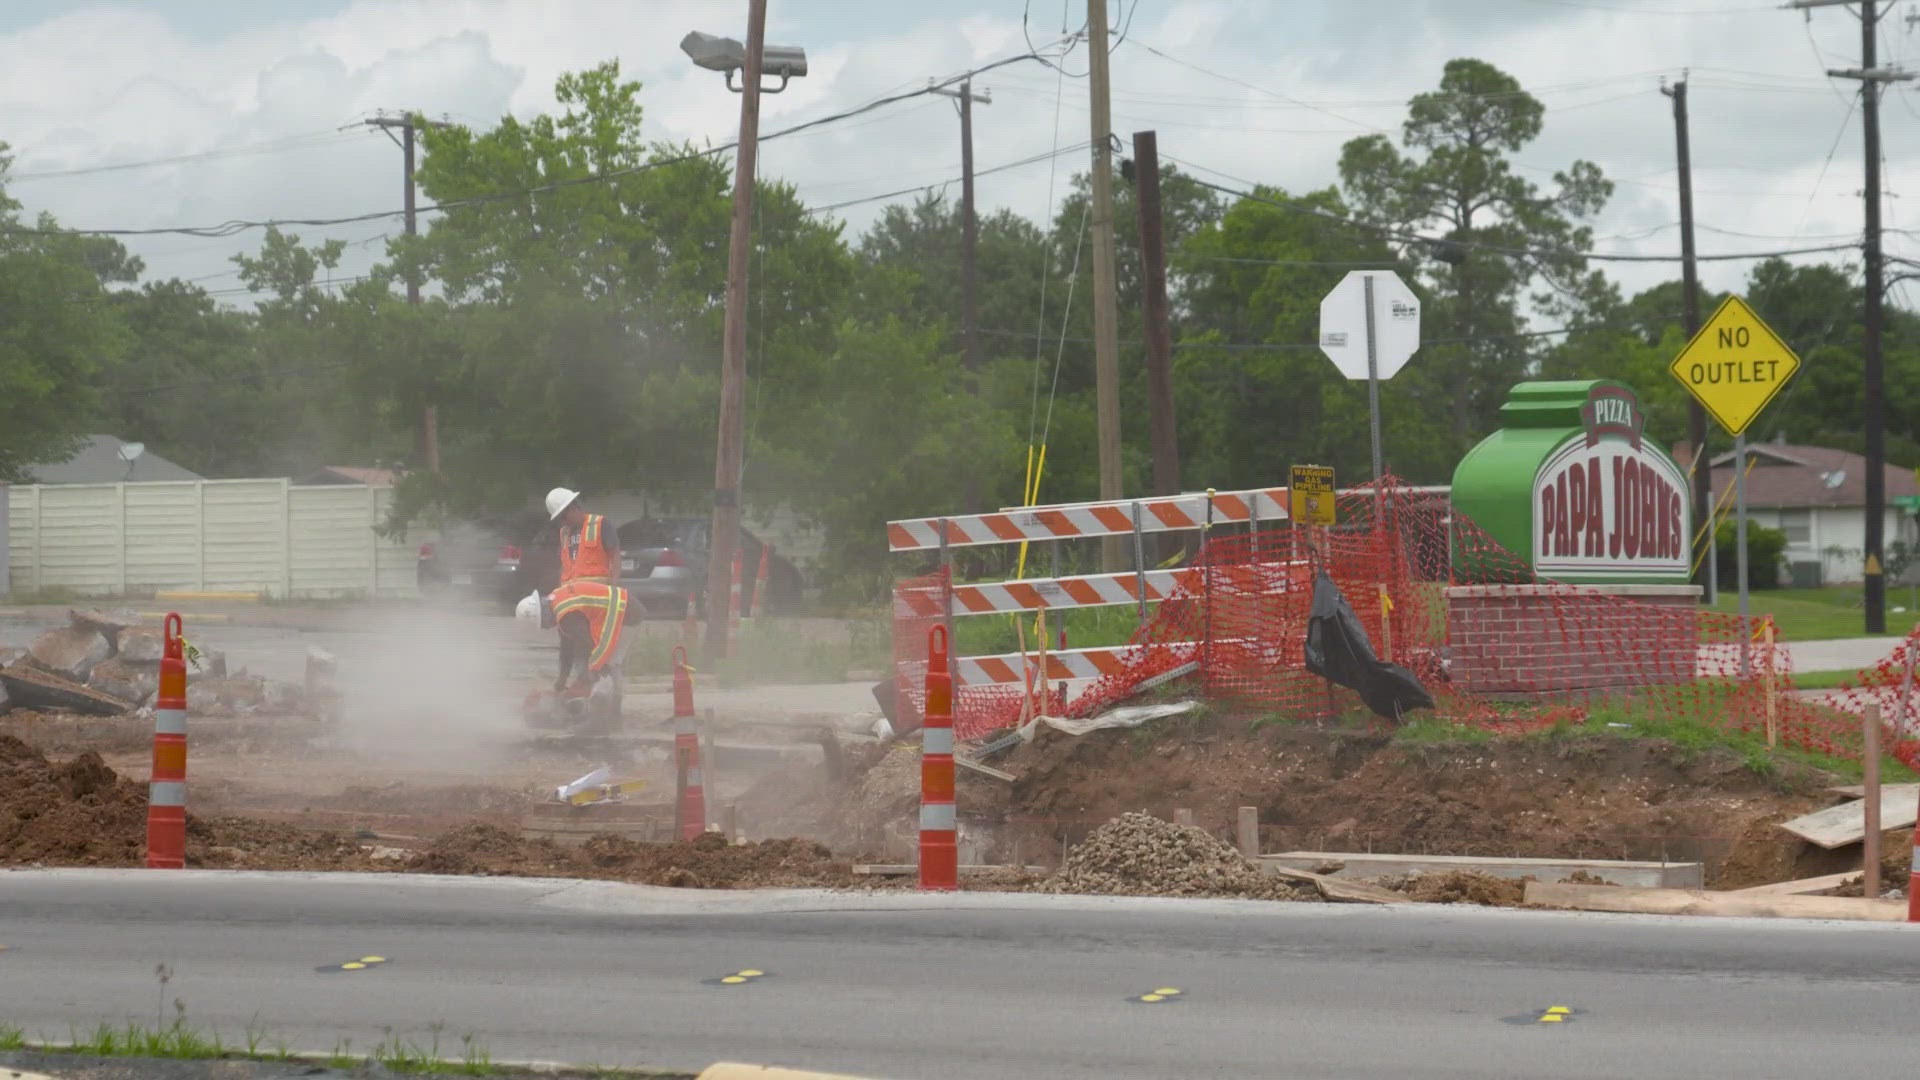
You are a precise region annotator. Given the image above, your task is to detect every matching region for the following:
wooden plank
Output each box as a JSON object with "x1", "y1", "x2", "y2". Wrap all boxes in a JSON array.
[
  {"x1": 1261, "y1": 851, "x2": 1704, "y2": 890},
  {"x1": 1523, "y1": 881, "x2": 1904, "y2": 922},
  {"x1": 1727, "y1": 871, "x2": 1862, "y2": 897},
  {"x1": 955, "y1": 756, "x2": 1015, "y2": 782},
  {"x1": 1258, "y1": 862, "x2": 1401, "y2": 904},
  {"x1": 1778, "y1": 784, "x2": 1920, "y2": 849},
  {"x1": 852, "y1": 864, "x2": 1046, "y2": 876},
  {"x1": 0, "y1": 664, "x2": 131, "y2": 715}
]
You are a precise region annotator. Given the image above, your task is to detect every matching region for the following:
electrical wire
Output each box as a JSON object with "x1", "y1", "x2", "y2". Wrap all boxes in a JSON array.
[
  {"x1": 800, "y1": 141, "x2": 1092, "y2": 215},
  {"x1": 1125, "y1": 39, "x2": 1382, "y2": 133},
  {"x1": 4, "y1": 128, "x2": 362, "y2": 183},
  {"x1": 1165, "y1": 154, "x2": 1865, "y2": 264},
  {"x1": 0, "y1": 41, "x2": 1079, "y2": 241}
]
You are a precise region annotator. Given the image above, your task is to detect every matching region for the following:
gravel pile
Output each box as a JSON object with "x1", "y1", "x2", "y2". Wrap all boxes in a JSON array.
[{"x1": 1043, "y1": 812, "x2": 1311, "y2": 901}]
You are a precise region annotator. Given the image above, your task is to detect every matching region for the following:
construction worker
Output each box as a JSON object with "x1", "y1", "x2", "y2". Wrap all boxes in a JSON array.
[
  {"x1": 546, "y1": 486, "x2": 620, "y2": 585},
  {"x1": 517, "y1": 579, "x2": 635, "y2": 725}
]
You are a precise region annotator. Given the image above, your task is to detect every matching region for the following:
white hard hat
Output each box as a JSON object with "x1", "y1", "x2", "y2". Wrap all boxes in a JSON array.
[
  {"x1": 545, "y1": 487, "x2": 581, "y2": 520},
  {"x1": 515, "y1": 591, "x2": 544, "y2": 625}
]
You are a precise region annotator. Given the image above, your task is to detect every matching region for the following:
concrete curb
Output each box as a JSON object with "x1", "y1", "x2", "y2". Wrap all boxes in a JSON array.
[{"x1": 698, "y1": 1066, "x2": 881, "y2": 1080}]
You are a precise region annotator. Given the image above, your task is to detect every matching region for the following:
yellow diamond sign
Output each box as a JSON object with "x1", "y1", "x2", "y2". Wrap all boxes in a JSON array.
[{"x1": 1668, "y1": 295, "x2": 1800, "y2": 436}]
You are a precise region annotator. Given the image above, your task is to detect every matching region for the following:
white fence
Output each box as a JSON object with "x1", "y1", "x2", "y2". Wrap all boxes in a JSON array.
[{"x1": 5, "y1": 480, "x2": 425, "y2": 598}]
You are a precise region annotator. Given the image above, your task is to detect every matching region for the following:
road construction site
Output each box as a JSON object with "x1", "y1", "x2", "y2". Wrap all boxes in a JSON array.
[{"x1": 1, "y1": 597, "x2": 1913, "y2": 918}]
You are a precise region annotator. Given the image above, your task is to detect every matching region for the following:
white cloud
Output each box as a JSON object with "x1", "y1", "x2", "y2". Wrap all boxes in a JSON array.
[{"x1": 0, "y1": 0, "x2": 1914, "y2": 311}]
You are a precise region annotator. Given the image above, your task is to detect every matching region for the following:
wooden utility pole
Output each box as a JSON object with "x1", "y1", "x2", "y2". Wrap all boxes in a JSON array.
[
  {"x1": 365, "y1": 112, "x2": 450, "y2": 473},
  {"x1": 1131, "y1": 130, "x2": 1180, "y2": 506},
  {"x1": 930, "y1": 79, "x2": 992, "y2": 369},
  {"x1": 1662, "y1": 79, "x2": 1711, "y2": 603},
  {"x1": 704, "y1": 0, "x2": 768, "y2": 664},
  {"x1": 1087, "y1": 0, "x2": 1125, "y2": 569},
  {"x1": 1795, "y1": 0, "x2": 1912, "y2": 633}
]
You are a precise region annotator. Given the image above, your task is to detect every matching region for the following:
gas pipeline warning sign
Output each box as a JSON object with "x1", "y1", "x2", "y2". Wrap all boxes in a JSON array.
[{"x1": 1289, "y1": 464, "x2": 1336, "y2": 526}]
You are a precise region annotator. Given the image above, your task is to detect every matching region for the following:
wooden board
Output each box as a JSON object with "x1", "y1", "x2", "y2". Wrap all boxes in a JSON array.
[
  {"x1": 0, "y1": 664, "x2": 132, "y2": 715},
  {"x1": 1261, "y1": 851, "x2": 1703, "y2": 890},
  {"x1": 1778, "y1": 784, "x2": 1920, "y2": 849},
  {"x1": 852, "y1": 864, "x2": 1046, "y2": 876},
  {"x1": 1258, "y1": 863, "x2": 1402, "y2": 904},
  {"x1": 1727, "y1": 871, "x2": 1862, "y2": 897},
  {"x1": 1524, "y1": 881, "x2": 1904, "y2": 922}
]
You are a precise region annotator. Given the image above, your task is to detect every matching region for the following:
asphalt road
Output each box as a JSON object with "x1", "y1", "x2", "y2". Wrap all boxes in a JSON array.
[{"x1": 3, "y1": 871, "x2": 1918, "y2": 1079}]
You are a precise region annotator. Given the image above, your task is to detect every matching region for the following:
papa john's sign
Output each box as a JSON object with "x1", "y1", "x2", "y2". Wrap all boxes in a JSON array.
[{"x1": 1452, "y1": 380, "x2": 1692, "y2": 585}]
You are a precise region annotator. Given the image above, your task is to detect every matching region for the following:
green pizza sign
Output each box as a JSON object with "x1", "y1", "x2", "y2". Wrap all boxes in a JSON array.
[{"x1": 1451, "y1": 380, "x2": 1692, "y2": 586}]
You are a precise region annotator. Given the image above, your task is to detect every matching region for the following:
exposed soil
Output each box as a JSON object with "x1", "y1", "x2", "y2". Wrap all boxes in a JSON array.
[
  {"x1": 1039, "y1": 811, "x2": 1313, "y2": 901},
  {"x1": 408, "y1": 824, "x2": 855, "y2": 889},
  {"x1": 0, "y1": 733, "x2": 379, "y2": 870}
]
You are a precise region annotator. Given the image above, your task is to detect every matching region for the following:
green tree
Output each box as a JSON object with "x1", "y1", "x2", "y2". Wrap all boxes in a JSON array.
[
  {"x1": 0, "y1": 143, "x2": 142, "y2": 479},
  {"x1": 1339, "y1": 58, "x2": 1613, "y2": 450}
]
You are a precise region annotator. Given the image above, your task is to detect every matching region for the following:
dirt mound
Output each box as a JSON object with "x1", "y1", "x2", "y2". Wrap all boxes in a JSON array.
[
  {"x1": 1374, "y1": 870, "x2": 1527, "y2": 906},
  {"x1": 407, "y1": 823, "x2": 855, "y2": 889},
  {"x1": 987, "y1": 718, "x2": 1829, "y2": 885},
  {"x1": 1043, "y1": 812, "x2": 1309, "y2": 901},
  {"x1": 0, "y1": 733, "x2": 378, "y2": 870}
]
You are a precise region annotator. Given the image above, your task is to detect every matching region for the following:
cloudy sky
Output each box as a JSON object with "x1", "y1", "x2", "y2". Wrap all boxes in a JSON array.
[{"x1": 1, "y1": 0, "x2": 1916, "y2": 313}]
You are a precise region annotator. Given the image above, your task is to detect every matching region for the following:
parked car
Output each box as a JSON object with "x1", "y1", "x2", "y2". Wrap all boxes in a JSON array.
[
  {"x1": 416, "y1": 520, "x2": 527, "y2": 605},
  {"x1": 614, "y1": 517, "x2": 801, "y2": 618}
]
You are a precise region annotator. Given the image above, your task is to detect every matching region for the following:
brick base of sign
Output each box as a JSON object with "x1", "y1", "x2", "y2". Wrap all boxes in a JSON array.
[{"x1": 1445, "y1": 584, "x2": 1704, "y2": 696}]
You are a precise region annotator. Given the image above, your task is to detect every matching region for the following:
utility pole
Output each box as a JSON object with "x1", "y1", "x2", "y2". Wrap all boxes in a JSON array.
[
  {"x1": 705, "y1": 0, "x2": 769, "y2": 664},
  {"x1": 1795, "y1": 0, "x2": 1912, "y2": 634},
  {"x1": 1130, "y1": 130, "x2": 1181, "y2": 511},
  {"x1": 365, "y1": 111, "x2": 451, "y2": 473},
  {"x1": 929, "y1": 79, "x2": 992, "y2": 369},
  {"x1": 1087, "y1": 0, "x2": 1125, "y2": 569},
  {"x1": 1661, "y1": 78, "x2": 1712, "y2": 604}
]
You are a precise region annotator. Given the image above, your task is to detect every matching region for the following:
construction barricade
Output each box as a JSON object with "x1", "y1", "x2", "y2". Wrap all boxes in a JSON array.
[
  {"x1": 147, "y1": 613, "x2": 187, "y2": 869},
  {"x1": 919, "y1": 626, "x2": 957, "y2": 891}
]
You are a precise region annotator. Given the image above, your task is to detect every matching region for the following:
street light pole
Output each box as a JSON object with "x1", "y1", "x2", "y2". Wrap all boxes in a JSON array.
[{"x1": 704, "y1": 0, "x2": 769, "y2": 665}]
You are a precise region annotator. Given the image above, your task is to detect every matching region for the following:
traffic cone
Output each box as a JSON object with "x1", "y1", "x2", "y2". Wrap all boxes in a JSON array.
[
  {"x1": 919, "y1": 626, "x2": 957, "y2": 891},
  {"x1": 147, "y1": 613, "x2": 188, "y2": 869},
  {"x1": 672, "y1": 646, "x2": 706, "y2": 841}
]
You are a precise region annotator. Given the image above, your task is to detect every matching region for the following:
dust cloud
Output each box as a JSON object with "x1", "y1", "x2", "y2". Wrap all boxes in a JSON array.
[{"x1": 330, "y1": 605, "x2": 531, "y2": 774}]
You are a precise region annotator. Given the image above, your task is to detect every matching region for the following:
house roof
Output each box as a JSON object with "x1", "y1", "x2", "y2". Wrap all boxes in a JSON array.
[
  {"x1": 24, "y1": 435, "x2": 202, "y2": 485},
  {"x1": 298, "y1": 466, "x2": 398, "y2": 486},
  {"x1": 1671, "y1": 441, "x2": 1919, "y2": 510}
]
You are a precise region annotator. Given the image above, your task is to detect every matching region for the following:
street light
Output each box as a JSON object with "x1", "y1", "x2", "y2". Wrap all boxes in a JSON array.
[
  {"x1": 683, "y1": 3, "x2": 806, "y2": 664},
  {"x1": 679, "y1": 30, "x2": 807, "y2": 93}
]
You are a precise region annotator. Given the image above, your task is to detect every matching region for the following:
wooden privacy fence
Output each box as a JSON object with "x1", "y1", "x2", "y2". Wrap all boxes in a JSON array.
[{"x1": 5, "y1": 480, "x2": 424, "y2": 598}]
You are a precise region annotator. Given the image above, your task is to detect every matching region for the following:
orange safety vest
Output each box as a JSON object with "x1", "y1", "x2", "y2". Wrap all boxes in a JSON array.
[
  {"x1": 550, "y1": 580, "x2": 631, "y2": 673},
  {"x1": 559, "y1": 513, "x2": 614, "y2": 582}
]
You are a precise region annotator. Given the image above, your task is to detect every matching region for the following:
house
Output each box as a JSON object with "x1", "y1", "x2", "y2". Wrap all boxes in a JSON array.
[
  {"x1": 24, "y1": 435, "x2": 202, "y2": 485},
  {"x1": 298, "y1": 466, "x2": 399, "y2": 486},
  {"x1": 1673, "y1": 439, "x2": 1919, "y2": 586}
]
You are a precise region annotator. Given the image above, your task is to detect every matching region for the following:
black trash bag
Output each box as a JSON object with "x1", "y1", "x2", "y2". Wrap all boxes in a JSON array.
[{"x1": 1303, "y1": 570, "x2": 1435, "y2": 721}]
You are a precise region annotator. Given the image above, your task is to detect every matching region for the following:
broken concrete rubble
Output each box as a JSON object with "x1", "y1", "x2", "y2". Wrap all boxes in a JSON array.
[
  {"x1": 88, "y1": 658, "x2": 158, "y2": 707},
  {"x1": 27, "y1": 626, "x2": 112, "y2": 682},
  {"x1": 114, "y1": 625, "x2": 164, "y2": 663}
]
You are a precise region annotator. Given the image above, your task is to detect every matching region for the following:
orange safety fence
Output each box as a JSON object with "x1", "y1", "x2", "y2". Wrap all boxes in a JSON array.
[{"x1": 892, "y1": 477, "x2": 1920, "y2": 769}]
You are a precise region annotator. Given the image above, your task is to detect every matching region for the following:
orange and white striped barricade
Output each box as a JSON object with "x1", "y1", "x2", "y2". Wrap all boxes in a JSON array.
[
  {"x1": 147, "y1": 613, "x2": 188, "y2": 869},
  {"x1": 920, "y1": 626, "x2": 957, "y2": 891},
  {"x1": 672, "y1": 646, "x2": 707, "y2": 840},
  {"x1": 886, "y1": 487, "x2": 1288, "y2": 552}
]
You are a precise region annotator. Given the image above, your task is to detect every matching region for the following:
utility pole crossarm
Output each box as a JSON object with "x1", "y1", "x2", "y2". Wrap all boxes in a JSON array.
[{"x1": 1826, "y1": 66, "x2": 1916, "y2": 80}]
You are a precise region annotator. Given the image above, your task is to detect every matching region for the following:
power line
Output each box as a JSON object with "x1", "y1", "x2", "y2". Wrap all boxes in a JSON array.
[
  {"x1": 1166, "y1": 155, "x2": 1864, "y2": 264},
  {"x1": 0, "y1": 41, "x2": 1078, "y2": 241},
  {"x1": 802, "y1": 141, "x2": 1093, "y2": 215},
  {"x1": 3, "y1": 128, "x2": 361, "y2": 183}
]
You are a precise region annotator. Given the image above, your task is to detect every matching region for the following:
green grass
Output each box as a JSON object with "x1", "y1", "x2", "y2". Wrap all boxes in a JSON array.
[
  {"x1": 1382, "y1": 683, "x2": 1920, "y2": 785},
  {"x1": 618, "y1": 616, "x2": 893, "y2": 686},
  {"x1": 1707, "y1": 585, "x2": 1910, "y2": 641},
  {"x1": 952, "y1": 604, "x2": 1150, "y2": 657},
  {"x1": 1790, "y1": 668, "x2": 1859, "y2": 691}
]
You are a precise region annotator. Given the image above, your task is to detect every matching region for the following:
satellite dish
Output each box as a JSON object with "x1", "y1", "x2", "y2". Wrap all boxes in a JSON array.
[
  {"x1": 1822, "y1": 469, "x2": 1846, "y2": 490},
  {"x1": 117, "y1": 441, "x2": 146, "y2": 463}
]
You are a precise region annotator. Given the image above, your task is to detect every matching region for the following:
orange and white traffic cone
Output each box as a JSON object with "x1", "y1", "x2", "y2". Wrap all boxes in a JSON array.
[
  {"x1": 147, "y1": 613, "x2": 188, "y2": 869},
  {"x1": 672, "y1": 646, "x2": 706, "y2": 841},
  {"x1": 919, "y1": 626, "x2": 957, "y2": 891}
]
